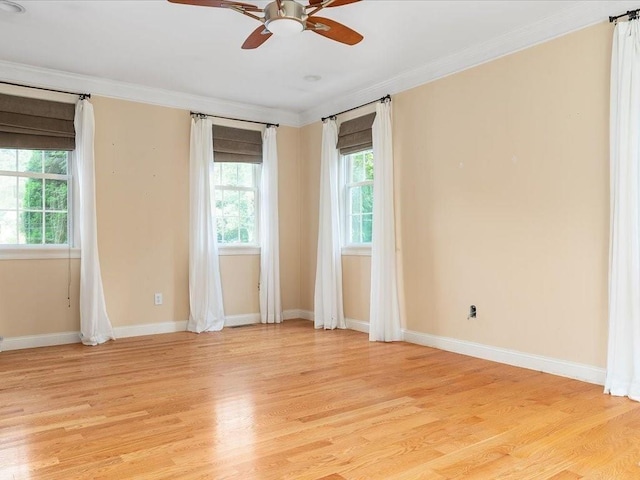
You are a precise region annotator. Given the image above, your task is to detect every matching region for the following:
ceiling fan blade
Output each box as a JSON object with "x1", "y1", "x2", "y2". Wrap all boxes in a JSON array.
[
  {"x1": 168, "y1": 0, "x2": 261, "y2": 12},
  {"x1": 242, "y1": 25, "x2": 273, "y2": 49},
  {"x1": 308, "y1": 0, "x2": 360, "y2": 7},
  {"x1": 307, "y1": 16, "x2": 363, "y2": 46}
]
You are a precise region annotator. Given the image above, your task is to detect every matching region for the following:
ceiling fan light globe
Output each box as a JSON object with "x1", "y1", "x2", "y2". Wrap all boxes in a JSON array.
[
  {"x1": 266, "y1": 17, "x2": 304, "y2": 36},
  {"x1": 264, "y1": 0, "x2": 306, "y2": 37}
]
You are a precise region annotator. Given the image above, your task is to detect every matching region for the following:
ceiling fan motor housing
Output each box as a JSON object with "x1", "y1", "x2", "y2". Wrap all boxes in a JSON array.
[{"x1": 265, "y1": 0, "x2": 307, "y2": 35}]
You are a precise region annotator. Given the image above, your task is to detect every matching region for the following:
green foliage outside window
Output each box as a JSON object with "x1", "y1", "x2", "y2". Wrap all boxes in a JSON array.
[
  {"x1": 21, "y1": 151, "x2": 68, "y2": 244},
  {"x1": 212, "y1": 162, "x2": 257, "y2": 244},
  {"x1": 347, "y1": 150, "x2": 374, "y2": 244}
]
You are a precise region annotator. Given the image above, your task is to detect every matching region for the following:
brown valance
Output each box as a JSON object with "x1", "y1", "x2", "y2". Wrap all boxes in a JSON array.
[
  {"x1": 0, "y1": 93, "x2": 76, "y2": 150},
  {"x1": 212, "y1": 125, "x2": 263, "y2": 163},
  {"x1": 337, "y1": 112, "x2": 376, "y2": 155}
]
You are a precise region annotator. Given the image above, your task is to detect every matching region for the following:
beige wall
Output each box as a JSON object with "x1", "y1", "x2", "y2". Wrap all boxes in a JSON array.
[
  {"x1": 2, "y1": 21, "x2": 613, "y2": 370},
  {"x1": 2, "y1": 97, "x2": 301, "y2": 337},
  {"x1": 299, "y1": 121, "x2": 322, "y2": 312},
  {"x1": 93, "y1": 98, "x2": 302, "y2": 325},
  {"x1": 92, "y1": 97, "x2": 191, "y2": 327},
  {"x1": 342, "y1": 256, "x2": 371, "y2": 322},
  {"x1": 299, "y1": 22, "x2": 612, "y2": 367},
  {"x1": 0, "y1": 260, "x2": 80, "y2": 337},
  {"x1": 395, "y1": 22, "x2": 612, "y2": 367},
  {"x1": 277, "y1": 126, "x2": 302, "y2": 312}
]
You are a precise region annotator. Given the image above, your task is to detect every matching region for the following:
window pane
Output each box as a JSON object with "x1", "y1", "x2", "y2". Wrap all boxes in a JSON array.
[
  {"x1": 19, "y1": 177, "x2": 43, "y2": 210},
  {"x1": 215, "y1": 190, "x2": 223, "y2": 217},
  {"x1": 223, "y1": 190, "x2": 239, "y2": 217},
  {"x1": 212, "y1": 163, "x2": 221, "y2": 185},
  {"x1": 351, "y1": 214, "x2": 361, "y2": 244},
  {"x1": 44, "y1": 179, "x2": 67, "y2": 211},
  {"x1": 0, "y1": 149, "x2": 72, "y2": 246},
  {"x1": 238, "y1": 191, "x2": 255, "y2": 217},
  {"x1": 239, "y1": 216, "x2": 254, "y2": 243},
  {"x1": 362, "y1": 214, "x2": 373, "y2": 243},
  {"x1": 350, "y1": 186, "x2": 362, "y2": 216},
  {"x1": 0, "y1": 149, "x2": 16, "y2": 171},
  {"x1": 223, "y1": 217, "x2": 239, "y2": 243},
  {"x1": 216, "y1": 217, "x2": 224, "y2": 243},
  {"x1": 361, "y1": 184, "x2": 373, "y2": 214},
  {"x1": 0, "y1": 210, "x2": 18, "y2": 243},
  {"x1": 21, "y1": 211, "x2": 42, "y2": 244},
  {"x1": 237, "y1": 164, "x2": 253, "y2": 187},
  {"x1": 364, "y1": 151, "x2": 374, "y2": 181},
  {"x1": 352, "y1": 154, "x2": 364, "y2": 183},
  {"x1": 44, "y1": 151, "x2": 68, "y2": 174},
  {"x1": 0, "y1": 176, "x2": 17, "y2": 210},
  {"x1": 220, "y1": 163, "x2": 238, "y2": 186},
  {"x1": 212, "y1": 162, "x2": 258, "y2": 245},
  {"x1": 44, "y1": 212, "x2": 67, "y2": 244},
  {"x1": 18, "y1": 150, "x2": 42, "y2": 173}
]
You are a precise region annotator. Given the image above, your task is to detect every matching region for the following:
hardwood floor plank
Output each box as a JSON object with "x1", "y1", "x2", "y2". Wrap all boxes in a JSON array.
[{"x1": 1, "y1": 320, "x2": 638, "y2": 479}]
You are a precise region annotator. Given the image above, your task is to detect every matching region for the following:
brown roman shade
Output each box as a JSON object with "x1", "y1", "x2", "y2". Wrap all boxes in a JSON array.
[
  {"x1": 212, "y1": 125, "x2": 263, "y2": 163},
  {"x1": 337, "y1": 112, "x2": 376, "y2": 155},
  {"x1": 0, "y1": 93, "x2": 76, "y2": 150}
]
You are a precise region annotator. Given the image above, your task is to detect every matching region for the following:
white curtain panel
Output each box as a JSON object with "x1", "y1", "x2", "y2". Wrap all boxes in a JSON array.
[
  {"x1": 187, "y1": 117, "x2": 225, "y2": 333},
  {"x1": 605, "y1": 19, "x2": 640, "y2": 401},
  {"x1": 314, "y1": 119, "x2": 345, "y2": 330},
  {"x1": 73, "y1": 99, "x2": 115, "y2": 346},
  {"x1": 369, "y1": 100, "x2": 403, "y2": 342},
  {"x1": 259, "y1": 126, "x2": 282, "y2": 324}
]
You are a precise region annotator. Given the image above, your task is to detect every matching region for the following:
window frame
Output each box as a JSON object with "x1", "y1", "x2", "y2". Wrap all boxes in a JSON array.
[
  {"x1": 341, "y1": 148, "x2": 373, "y2": 256},
  {"x1": 0, "y1": 148, "x2": 78, "y2": 260},
  {"x1": 212, "y1": 161, "x2": 261, "y2": 255}
]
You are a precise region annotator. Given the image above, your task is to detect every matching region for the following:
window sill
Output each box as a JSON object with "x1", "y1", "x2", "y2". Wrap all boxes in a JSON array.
[
  {"x1": 0, "y1": 246, "x2": 81, "y2": 260},
  {"x1": 218, "y1": 245, "x2": 261, "y2": 256},
  {"x1": 341, "y1": 245, "x2": 371, "y2": 256}
]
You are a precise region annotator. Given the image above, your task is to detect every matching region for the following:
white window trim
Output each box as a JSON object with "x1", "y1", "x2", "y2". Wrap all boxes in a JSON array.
[
  {"x1": 218, "y1": 245, "x2": 261, "y2": 256},
  {"x1": 213, "y1": 162, "x2": 261, "y2": 247},
  {"x1": 0, "y1": 149, "x2": 76, "y2": 254},
  {"x1": 340, "y1": 149, "x2": 374, "y2": 252},
  {"x1": 0, "y1": 245, "x2": 80, "y2": 260},
  {"x1": 341, "y1": 245, "x2": 371, "y2": 256}
]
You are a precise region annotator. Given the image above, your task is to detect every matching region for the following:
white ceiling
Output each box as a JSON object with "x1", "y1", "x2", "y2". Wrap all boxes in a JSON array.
[{"x1": 0, "y1": 0, "x2": 636, "y2": 126}]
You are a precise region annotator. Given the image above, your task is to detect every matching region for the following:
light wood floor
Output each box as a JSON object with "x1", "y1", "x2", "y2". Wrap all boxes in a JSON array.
[{"x1": 1, "y1": 320, "x2": 639, "y2": 479}]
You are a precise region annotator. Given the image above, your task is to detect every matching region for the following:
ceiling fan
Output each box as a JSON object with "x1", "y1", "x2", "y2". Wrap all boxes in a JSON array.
[{"x1": 168, "y1": 0, "x2": 363, "y2": 49}]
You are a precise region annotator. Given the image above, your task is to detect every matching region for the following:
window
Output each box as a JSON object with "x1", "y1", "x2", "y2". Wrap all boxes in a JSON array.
[
  {"x1": 343, "y1": 149, "x2": 374, "y2": 245},
  {"x1": 213, "y1": 162, "x2": 259, "y2": 245},
  {"x1": 0, "y1": 149, "x2": 71, "y2": 245}
]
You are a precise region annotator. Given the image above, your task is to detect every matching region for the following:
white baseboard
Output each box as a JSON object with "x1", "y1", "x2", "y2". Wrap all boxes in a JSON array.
[
  {"x1": 1, "y1": 331, "x2": 81, "y2": 351},
  {"x1": 1, "y1": 321, "x2": 191, "y2": 351},
  {"x1": 113, "y1": 320, "x2": 188, "y2": 338},
  {"x1": 280, "y1": 309, "x2": 313, "y2": 321},
  {"x1": 2, "y1": 311, "x2": 605, "y2": 386},
  {"x1": 1, "y1": 311, "x2": 307, "y2": 351},
  {"x1": 341, "y1": 318, "x2": 605, "y2": 386},
  {"x1": 402, "y1": 329, "x2": 606, "y2": 386},
  {"x1": 225, "y1": 313, "x2": 260, "y2": 327},
  {"x1": 283, "y1": 309, "x2": 312, "y2": 321},
  {"x1": 345, "y1": 318, "x2": 369, "y2": 333}
]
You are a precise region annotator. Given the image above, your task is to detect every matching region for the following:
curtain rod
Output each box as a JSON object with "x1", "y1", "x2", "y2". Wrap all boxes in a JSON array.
[
  {"x1": 610, "y1": 8, "x2": 639, "y2": 22},
  {"x1": 0, "y1": 80, "x2": 90, "y2": 99},
  {"x1": 321, "y1": 94, "x2": 391, "y2": 122},
  {"x1": 190, "y1": 111, "x2": 278, "y2": 128}
]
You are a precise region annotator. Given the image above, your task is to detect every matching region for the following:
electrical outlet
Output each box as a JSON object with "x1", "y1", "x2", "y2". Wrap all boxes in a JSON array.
[{"x1": 154, "y1": 293, "x2": 163, "y2": 306}]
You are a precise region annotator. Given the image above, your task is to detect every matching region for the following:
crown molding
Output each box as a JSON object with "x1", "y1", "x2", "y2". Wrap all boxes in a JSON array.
[
  {"x1": 298, "y1": 0, "x2": 636, "y2": 126},
  {"x1": 0, "y1": 59, "x2": 302, "y2": 127},
  {"x1": 1, "y1": 1, "x2": 635, "y2": 128}
]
